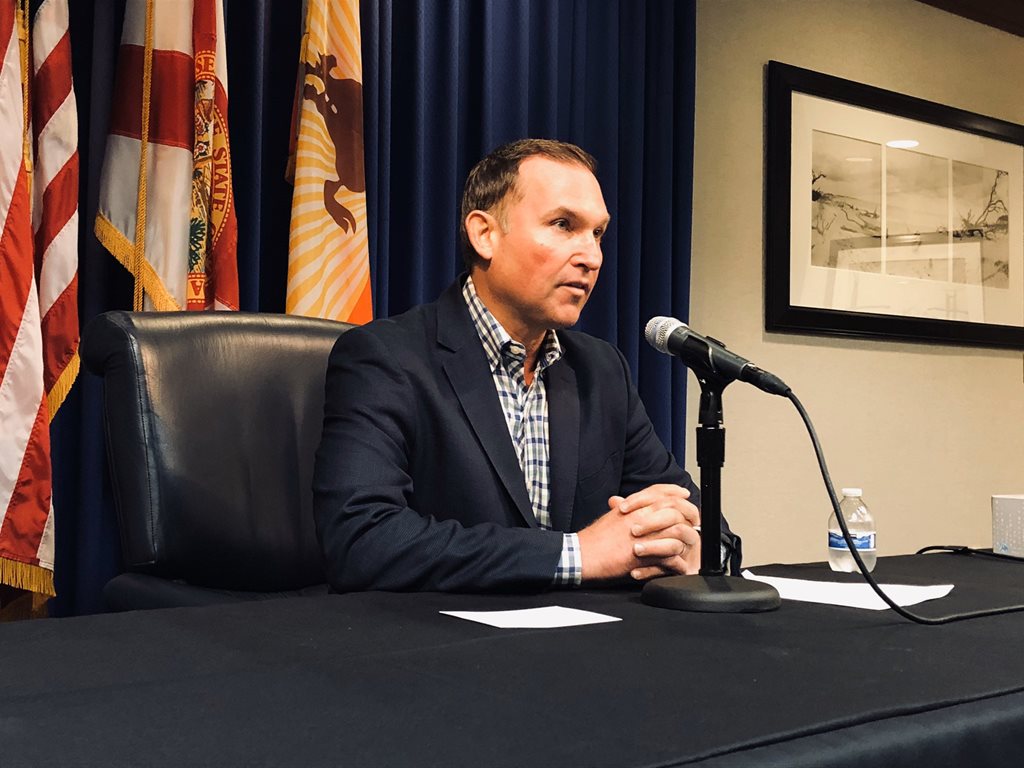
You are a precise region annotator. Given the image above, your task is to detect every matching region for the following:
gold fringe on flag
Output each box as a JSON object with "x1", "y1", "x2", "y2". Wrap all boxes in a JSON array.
[
  {"x1": 46, "y1": 353, "x2": 80, "y2": 421},
  {"x1": 0, "y1": 557, "x2": 56, "y2": 597},
  {"x1": 94, "y1": 215, "x2": 180, "y2": 310}
]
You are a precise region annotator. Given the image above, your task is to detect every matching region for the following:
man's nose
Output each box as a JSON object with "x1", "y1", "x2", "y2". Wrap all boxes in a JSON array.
[{"x1": 575, "y1": 234, "x2": 603, "y2": 271}]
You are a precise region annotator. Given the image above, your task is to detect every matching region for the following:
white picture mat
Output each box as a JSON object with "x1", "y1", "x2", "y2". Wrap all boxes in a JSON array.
[{"x1": 789, "y1": 92, "x2": 1024, "y2": 327}]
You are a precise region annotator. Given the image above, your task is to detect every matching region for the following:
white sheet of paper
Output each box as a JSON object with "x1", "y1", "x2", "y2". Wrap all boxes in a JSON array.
[
  {"x1": 742, "y1": 570, "x2": 954, "y2": 610},
  {"x1": 440, "y1": 605, "x2": 622, "y2": 628}
]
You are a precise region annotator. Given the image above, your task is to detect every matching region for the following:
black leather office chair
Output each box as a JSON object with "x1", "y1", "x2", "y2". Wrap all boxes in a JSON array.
[{"x1": 81, "y1": 311, "x2": 353, "y2": 611}]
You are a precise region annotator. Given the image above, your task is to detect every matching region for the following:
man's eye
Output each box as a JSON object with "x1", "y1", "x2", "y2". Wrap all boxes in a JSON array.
[
  {"x1": 553, "y1": 219, "x2": 570, "y2": 231},
  {"x1": 593, "y1": 228, "x2": 604, "y2": 240}
]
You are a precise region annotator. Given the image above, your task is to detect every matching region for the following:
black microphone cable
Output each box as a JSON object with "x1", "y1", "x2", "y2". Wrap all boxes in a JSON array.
[
  {"x1": 915, "y1": 544, "x2": 1024, "y2": 561},
  {"x1": 788, "y1": 390, "x2": 1024, "y2": 625}
]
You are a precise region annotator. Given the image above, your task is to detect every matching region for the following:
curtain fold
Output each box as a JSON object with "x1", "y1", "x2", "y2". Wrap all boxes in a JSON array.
[
  {"x1": 50, "y1": 0, "x2": 696, "y2": 615},
  {"x1": 224, "y1": 0, "x2": 300, "y2": 312}
]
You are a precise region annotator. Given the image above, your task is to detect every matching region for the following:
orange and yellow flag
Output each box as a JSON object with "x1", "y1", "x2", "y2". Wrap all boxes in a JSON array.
[{"x1": 286, "y1": 0, "x2": 372, "y2": 323}]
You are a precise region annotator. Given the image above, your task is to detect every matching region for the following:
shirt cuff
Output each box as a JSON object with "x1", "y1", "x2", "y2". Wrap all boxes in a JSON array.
[{"x1": 552, "y1": 532, "x2": 582, "y2": 587}]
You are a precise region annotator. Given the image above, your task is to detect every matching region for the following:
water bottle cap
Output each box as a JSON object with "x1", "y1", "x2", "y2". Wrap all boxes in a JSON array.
[{"x1": 841, "y1": 487, "x2": 863, "y2": 497}]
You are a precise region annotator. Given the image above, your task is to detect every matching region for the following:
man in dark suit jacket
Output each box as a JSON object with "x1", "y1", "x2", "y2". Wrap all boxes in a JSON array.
[{"x1": 314, "y1": 139, "x2": 737, "y2": 592}]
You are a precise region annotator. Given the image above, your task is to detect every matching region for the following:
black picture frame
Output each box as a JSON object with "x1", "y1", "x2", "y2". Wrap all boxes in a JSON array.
[{"x1": 765, "y1": 61, "x2": 1024, "y2": 349}]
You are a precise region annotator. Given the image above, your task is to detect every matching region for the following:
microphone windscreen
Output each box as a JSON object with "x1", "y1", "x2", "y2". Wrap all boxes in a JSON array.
[{"x1": 644, "y1": 316, "x2": 685, "y2": 353}]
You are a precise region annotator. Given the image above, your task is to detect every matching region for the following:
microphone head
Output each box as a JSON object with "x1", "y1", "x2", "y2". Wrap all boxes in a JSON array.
[{"x1": 644, "y1": 316, "x2": 686, "y2": 354}]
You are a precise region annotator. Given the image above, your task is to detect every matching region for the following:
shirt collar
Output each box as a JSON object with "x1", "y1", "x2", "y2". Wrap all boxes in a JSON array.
[{"x1": 462, "y1": 275, "x2": 563, "y2": 374}]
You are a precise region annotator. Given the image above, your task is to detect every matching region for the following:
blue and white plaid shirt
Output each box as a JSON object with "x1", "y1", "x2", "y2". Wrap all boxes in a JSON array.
[{"x1": 463, "y1": 277, "x2": 581, "y2": 586}]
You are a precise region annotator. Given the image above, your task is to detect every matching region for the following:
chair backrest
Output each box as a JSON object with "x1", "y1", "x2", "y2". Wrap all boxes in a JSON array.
[{"x1": 81, "y1": 311, "x2": 353, "y2": 592}]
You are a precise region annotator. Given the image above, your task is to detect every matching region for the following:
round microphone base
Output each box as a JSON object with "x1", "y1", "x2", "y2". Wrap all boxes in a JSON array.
[{"x1": 641, "y1": 574, "x2": 781, "y2": 613}]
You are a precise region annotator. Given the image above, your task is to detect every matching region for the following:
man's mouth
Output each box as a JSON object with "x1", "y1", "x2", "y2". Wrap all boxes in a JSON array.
[{"x1": 561, "y1": 281, "x2": 589, "y2": 295}]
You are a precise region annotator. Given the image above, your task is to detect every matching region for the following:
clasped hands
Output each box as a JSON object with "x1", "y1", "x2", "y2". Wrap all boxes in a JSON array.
[{"x1": 577, "y1": 484, "x2": 701, "y2": 582}]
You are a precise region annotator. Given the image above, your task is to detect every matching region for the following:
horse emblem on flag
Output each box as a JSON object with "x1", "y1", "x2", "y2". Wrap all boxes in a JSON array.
[{"x1": 303, "y1": 53, "x2": 365, "y2": 234}]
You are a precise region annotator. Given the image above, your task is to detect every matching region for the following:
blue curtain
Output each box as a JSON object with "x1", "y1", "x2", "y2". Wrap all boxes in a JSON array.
[
  {"x1": 49, "y1": 0, "x2": 696, "y2": 616},
  {"x1": 223, "y1": 0, "x2": 301, "y2": 311}
]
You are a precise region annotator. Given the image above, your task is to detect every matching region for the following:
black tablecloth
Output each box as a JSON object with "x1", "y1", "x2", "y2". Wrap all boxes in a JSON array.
[{"x1": 4, "y1": 553, "x2": 1024, "y2": 767}]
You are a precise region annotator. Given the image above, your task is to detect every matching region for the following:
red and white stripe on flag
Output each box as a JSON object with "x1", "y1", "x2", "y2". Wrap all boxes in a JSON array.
[
  {"x1": 32, "y1": 0, "x2": 79, "y2": 417},
  {"x1": 286, "y1": 0, "x2": 372, "y2": 324},
  {"x1": 95, "y1": 0, "x2": 238, "y2": 311},
  {"x1": 0, "y1": 0, "x2": 56, "y2": 596}
]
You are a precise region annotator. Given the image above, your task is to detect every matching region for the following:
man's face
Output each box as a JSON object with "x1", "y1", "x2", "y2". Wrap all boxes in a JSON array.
[{"x1": 472, "y1": 155, "x2": 610, "y2": 344}]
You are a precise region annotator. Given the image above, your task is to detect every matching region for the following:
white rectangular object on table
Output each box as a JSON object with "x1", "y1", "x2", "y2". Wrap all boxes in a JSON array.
[
  {"x1": 741, "y1": 570, "x2": 953, "y2": 610},
  {"x1": 440, "y1": 606, "x2": 621, "y2": 629},
  {"x1": 993, "y1": 494, "x2": 1024, "y2": 557}
]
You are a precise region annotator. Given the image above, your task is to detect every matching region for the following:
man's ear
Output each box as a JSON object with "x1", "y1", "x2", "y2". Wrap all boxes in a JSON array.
[{"x1": 464, "y1": 210, "x2": 500, "y2": 263}]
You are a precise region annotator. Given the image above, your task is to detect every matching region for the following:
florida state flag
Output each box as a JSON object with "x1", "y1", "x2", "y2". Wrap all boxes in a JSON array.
[{"x1": 94, "y1": 0, "x2": 238, "y2": 311}]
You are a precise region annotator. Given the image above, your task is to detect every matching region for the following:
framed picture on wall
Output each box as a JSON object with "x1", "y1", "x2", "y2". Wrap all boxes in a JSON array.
[{"x1": 765, "y1": 60, "x2": 1024, "y2": 349}]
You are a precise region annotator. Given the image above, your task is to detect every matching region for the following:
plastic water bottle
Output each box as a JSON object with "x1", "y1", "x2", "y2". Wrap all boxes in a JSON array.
[{"x1": 827, "y1": 488, "x2": 877, "y2": 572}]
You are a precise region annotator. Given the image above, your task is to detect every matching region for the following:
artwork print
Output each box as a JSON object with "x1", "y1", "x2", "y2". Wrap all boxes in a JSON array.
[
  {"x1": 766, "y1": 61, "x2": 1024, "y2": 348},
  {"x1": 811, "y1": 132, "x2": 1009, "y2": 291}
]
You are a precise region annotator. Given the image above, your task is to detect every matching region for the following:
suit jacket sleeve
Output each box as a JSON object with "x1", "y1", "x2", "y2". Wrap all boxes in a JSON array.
[{"x1": 313, "y1": 326, "x2": 564, "y2": 593}]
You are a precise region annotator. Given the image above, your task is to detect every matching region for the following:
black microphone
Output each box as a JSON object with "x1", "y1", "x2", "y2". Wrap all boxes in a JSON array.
[{"x1": 645, "y1": 316, "x2": 790, "y2": 396}]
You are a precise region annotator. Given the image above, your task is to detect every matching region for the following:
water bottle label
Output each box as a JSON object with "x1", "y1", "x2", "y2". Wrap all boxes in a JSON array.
[{"x1": 828, "y1": 531, "x2": 876, "y2": 551}]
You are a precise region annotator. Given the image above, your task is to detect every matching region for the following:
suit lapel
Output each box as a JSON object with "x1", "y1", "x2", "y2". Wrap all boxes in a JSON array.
[
  {"x1": 437, "y1": 283, "x2": 538, "y2": 528},
  {"x1": 546, "y1": 356, "x2": 579, "y2": 532}
]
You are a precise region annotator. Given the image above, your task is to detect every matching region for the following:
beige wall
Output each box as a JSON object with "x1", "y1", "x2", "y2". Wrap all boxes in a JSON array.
[{"x1": 691, "y1": 0, "x2": 1024, "y2": 567}]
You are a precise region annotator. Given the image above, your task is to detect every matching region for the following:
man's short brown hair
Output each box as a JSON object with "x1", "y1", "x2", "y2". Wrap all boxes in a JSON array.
[{"x1": 459, "y1": 138, "x2": 597, "y2": 269}]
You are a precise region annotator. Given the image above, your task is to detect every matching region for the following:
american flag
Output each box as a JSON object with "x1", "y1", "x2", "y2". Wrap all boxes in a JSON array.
[{"x1": 0, "y1": 0, "x2": 77, "y2": 598}]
